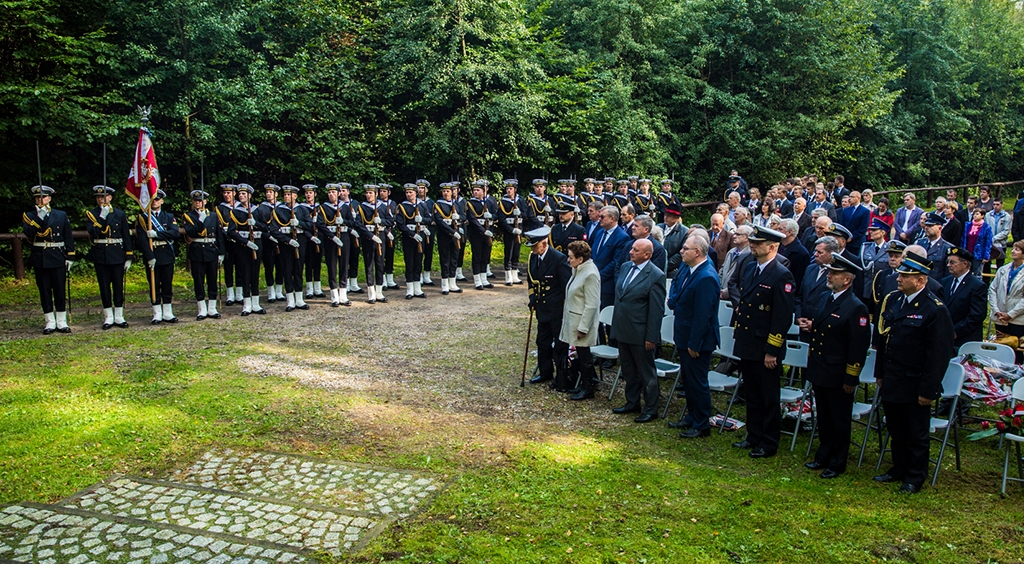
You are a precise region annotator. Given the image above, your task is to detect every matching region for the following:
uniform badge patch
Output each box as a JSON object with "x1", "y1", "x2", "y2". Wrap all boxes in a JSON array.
[
  {"x1": 859, "y1": 317, "x2": 868, "y2": 326},
  {"x1": 784, "y1": 283, "x2": 793, "y2": 293}
]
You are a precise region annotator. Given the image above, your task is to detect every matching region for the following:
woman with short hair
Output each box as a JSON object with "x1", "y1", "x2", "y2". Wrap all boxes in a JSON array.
[{"x1": 560, "y1": 240, "x2": 601, "y2": 401}]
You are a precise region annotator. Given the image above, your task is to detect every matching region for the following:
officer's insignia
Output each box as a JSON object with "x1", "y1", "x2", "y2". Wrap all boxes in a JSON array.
[
  {"x1": 935, "y1": 299, "x2": 944, "y2": 306},
  {"x1": 859, "y1": 317, "x2": 868, "y2": 326},
  {"x1": 784, "y1": 283, "x2": 793, "y2": 293}
]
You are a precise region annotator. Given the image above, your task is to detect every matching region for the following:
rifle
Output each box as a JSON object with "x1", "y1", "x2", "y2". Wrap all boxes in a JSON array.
[
  {"x1": 512, "y1": 198, "x2": 522, "y2": 244},
  {"x1": 450, "y1": 200, "x2": 462, "y2": 250},
  {"x1": 290, "y1": 203, "x2": 300, "y2": 258},
  {"x1": 246, "y1": 202, "x2": 257, "y2": 260},
  {"x1": 145, "y1": 210, "x2": 156, "y2": 303}
]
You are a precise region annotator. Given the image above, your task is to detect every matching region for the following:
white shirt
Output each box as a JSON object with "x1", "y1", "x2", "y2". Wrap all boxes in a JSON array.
[{"x1": 624, "y1": 260, "x2": 650, "y2": 287}]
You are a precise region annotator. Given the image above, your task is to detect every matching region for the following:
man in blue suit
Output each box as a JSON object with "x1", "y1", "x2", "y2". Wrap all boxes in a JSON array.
[
  {"x1": 591, "y1": 206, "x2": 633, "y2": 310},
  {"x1": 841, "y1": 191, "x2": 871, "y2": 254},
  {"x1": 666, "y1": 233, "x2": 721, "y2": 438},
  {"x1": 796, "y1": 236, "x2": 839, "y2": 341}
]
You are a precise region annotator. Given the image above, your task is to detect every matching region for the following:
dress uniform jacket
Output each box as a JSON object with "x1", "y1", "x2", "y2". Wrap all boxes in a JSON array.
[
  {"x1": 433, "y1": 199, "x2": 458, "y2": 237},
  {"x1": 941, "y1": 273, "x2": 987, "y2": 349},
  {"x1": 732, "y1": 258, "x2": 796, "y2": 361},
  {"x1": 465, "y1": 198, "x2": 490, "y2": 238},
  {"x1": 610, "y1": 193, "x2": 630, "y2": 212},
  {"x1": 85, "y1": 206, "x2": 133, "y2": 264},
  {"x1": 527, "y1": 194, "x2": 553, "y2": 229},
  {"x1": 135, "y1": 210, "x2": 180, "y2": 266},
  {"x1": 316, "y1": 202, "x2": 349, "y2": 243},
  {"x1": 632, "y1": 192, "x2": 657, "y2": 217},
  {"x1": 873, "y1": 289, "x2": 955, "y2": 402},
  {"x1": 916, "y1": 237, "x2": 953, "y2": 280},
  {"x1": 182, "y1": 209, "x2": 225, "y2": 261},
  {"x1": 655, "y1": 191, "x2": 677, "y2": 221},
  {"x1": 873, "y1": 268, "x2": 944, "y2": 310},
  {"x1": 23, "y1": 207, "x2": 75, "y2": 268},
  {"x1": 807, "y1": 290, "x2": 871, "y2": 388},
  {"x1": 550, "y1": 221, "x2": 585, "y2": 254},
  {"x1": 527, "y1": 247, "x2": 572, "y2": 323},
  {"x1": 859, "y1": 241, "x2": 891, "y2": 300},
  {"x1": 497, "y1": 196, "x2": 530, "y2": 237},
  {"x1": 255, "y1": 201, "x2": 279, "y2": 248}
]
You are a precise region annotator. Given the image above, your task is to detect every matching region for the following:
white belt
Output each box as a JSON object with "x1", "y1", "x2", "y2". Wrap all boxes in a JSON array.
[
  {"x1": 339, "y1": 226, "x2": 349, "y2": 233},
  {"x1": 237, "y1": 231, "x2": 251, "y2": 238},
  {"x1": 192, "y1": 237, "x2": 216, "y2": 244},
  {"x1": 33, "y1": 242, "x2": 64, "y2": 248},
  {"x1": 152, "y1": 240, "x2": 169, "y2": 247},
  {"x1": 294, "y1": 228, "x2": 304, "y2": 234},
  {"x1": 443, "y1": 219, "x2": 452, "y2": 225},
  {"x1": 93, "y1": 238, "x2": 122, "y2": 244},
  {"x1": 506, "y1": 218, "x2": 515, "y2": 224},
  {"x1": 279, "y1": 227, "x2": 291, "y2": 234}
]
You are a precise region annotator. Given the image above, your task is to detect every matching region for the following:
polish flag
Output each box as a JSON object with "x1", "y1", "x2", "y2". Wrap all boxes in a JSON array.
[{"x1": 125, "y1": 126, "x2": 160, "y2": 210}]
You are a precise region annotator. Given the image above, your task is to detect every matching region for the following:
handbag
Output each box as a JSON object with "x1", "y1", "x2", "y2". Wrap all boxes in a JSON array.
[{"x1": 992, "y1": 330, "x2": 1019, "y2": 349}]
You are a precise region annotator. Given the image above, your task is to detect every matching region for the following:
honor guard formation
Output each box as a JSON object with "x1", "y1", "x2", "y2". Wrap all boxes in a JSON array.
[{"x1": 21, "y1": 172, "x2": 1019, "y2": 493}]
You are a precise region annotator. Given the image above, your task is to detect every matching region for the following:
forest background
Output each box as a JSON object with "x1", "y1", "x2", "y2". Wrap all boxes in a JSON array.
[{"x1": 1, "y1": 0, "x2": 1023, "y2": 228}]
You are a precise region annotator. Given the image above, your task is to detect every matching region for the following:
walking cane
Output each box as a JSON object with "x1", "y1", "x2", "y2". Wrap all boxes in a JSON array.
[
  {"x1": 520, "y1": 308, "x2": 535, "y2": 387},
  {"x1": 66, "y1": 265, "x2": 72, "y2": 324}
]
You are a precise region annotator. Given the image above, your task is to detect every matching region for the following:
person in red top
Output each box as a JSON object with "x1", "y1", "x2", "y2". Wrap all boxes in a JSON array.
[{"x1": 869, "y1": 198, "x2": 895, "y2": 239}]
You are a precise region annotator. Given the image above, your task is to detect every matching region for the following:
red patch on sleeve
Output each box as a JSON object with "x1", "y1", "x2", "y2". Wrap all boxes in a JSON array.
[
  {"x1": 784, "y1": 283, "x2": 793, "y2": 293},
  {"x1": 859, "y1": 317, "x2": 868, "y2": 326}
]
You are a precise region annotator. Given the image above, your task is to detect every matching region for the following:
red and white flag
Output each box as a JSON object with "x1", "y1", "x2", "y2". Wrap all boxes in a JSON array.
[{"x1": 125, "y1": 126, "x2": 160, "y2": 210}]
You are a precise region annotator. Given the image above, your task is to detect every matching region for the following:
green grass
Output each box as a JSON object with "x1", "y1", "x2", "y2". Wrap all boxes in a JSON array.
[{"x1": 2, "y1": 280, "x2": 1024, "y2": 563}]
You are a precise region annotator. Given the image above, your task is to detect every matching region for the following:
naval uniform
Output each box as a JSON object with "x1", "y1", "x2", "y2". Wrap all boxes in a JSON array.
[
  {"x1": 316, "y1": 201, "x2": 349, "y2": 292},
  {"x1": 271, "y1": 202, "x2": 312, "y2": 295},
  {"x1": 655, "y1": 191, "x2": 678, "y2": 223},
  {"x1": 419, "y1": 195, "x2": 436, "y2": 282},
  {"x1": 136, "y1": 209, "x2": 180, "y2": 306},
  {"x1": 214, "y1": 201, "x2": 240, "y2": 301},
  {"x1": 300, "y1": 201, "x2": 322, "y2": 294},
  {"x1": 354, "y1": 201, "x2": 386, "y2": 287},
  {"x1": 396, "y1": 200, "x2": 427, "y2": 285},
  {"x1": 528, "y1": 246, "x2": 573, "y2": 387},
  {"x1": 433, "y1": 198, "x2": 460, "y2": 281},
  {"x1": 341, "y1": 199, "x2": 362, "y2": 288},
  {"x1": 527, "y1": 194, "x2": 554, "y2": 230},
  {"x1": 23, "y1": 205, "x2": 75, "y2": 315},
  {"x1": 873, "y1": 289, "x2": 954, "y2": 489},
  {"x1": 497, "y1": 195, "x2": 529, "y2": 277},
  {"x1": 182, "y1": 208, "x2": 224, "y2": 302},
  {"x1": 85, "y1": 205, "x2": 134, "y2": 310},
  {"x1": 806, "y1": 289, "x2": 871, "y2": 473},
  {"x1": 453, "y1": 194, "x2": 469, "y2": 277},
  {"x1": 632, "y1": 191, "x2": 657, "y2": 217},
  {"x1": 733, "y1": 257, "x2": 796, "y2": 455},
  {"x1": 466, "y1": 198, "x2": 493, "y2": 277},
  {"x1": 255, "y1": 201, "x2": 283, "y2": 299},
  {"x1": 549, "y1": 220, "x2": 586, "y2": 255},
  {"x1": 225, "y1": 203, "x2": 263, "y2": 301},
  {"x1": 379, "y1": 197, "x2": 399, "y2": 281}
]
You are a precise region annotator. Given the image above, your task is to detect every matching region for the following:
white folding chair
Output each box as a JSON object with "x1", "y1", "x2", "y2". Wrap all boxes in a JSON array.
[
  {"x1": 1002, "y1": 379, "x2": 1024, "y2": 494},
  {"x1": 708, "y1": 326, "x2": 743, "y2": 434},
  {"x1": 717, "y1": 300, "x2": 734, "y2": 329},
  {"x1": 958, "y1": 341, "x2": 1016, "y2": 366},
  {"x1": 589, "y1": 306, "x2": 620, "y2": 395},
  {"x1": 779, "y1": 340, "x2": 811, "y2": 451},
  {"x1": 654, "y1": 316, "x2": 682, "y2": 418},
  {"x1": 788, "y1": 314, "x2": 800, "y2": 337},
  {"x1": 804, "y1": 349, "x2": 880, "y2": 463}
]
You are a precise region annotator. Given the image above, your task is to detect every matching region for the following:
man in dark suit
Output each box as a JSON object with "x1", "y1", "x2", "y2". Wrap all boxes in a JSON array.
[
  {"x1": 584, "y1": 201, "x2": 603, "y2": 242},
  {"x1": 796, "y1": 236, "x2": 839, "y2": 339},
  {"x1": 807, "y1": 188, "x2": 837, "y2": 222},
  {"x1": 801, "y1": 212, "x2": 832, "y2": 254},
  {"x1": 631, "y1": 215, "x2": 667, "y2": 273},
  {"x1": 793, "y1": 197, "x2": 812, "y2": 235},
  {"x1": 731, "y1": 226, "x2": 796, "y2": 458},
  {"x1": 873, "y1": 251, "x2": 954, "y2": 493},
  {"x1": 916, "y1": 212, "x2": 953, "y2": 281},
  {"x1": 658, "y1": 203, "x2": 686, "y2": 278},
  {"x1": 893, "y1": 193, "x2": 924, "y2": 244},
  {"x1": 941, "y1": 246, "x2": 987, "y2": 350},
  {"x1": 778, "y1": 218, "x2": 810, "y2": 294},
  {"x1": 525, "y1": 227, "x2": 574, "y2": 389},
  {"x1": 830, "y1": 175, "x2": 851, "y2": 206},
  {"x1": 804, "y1": 253, "x2": 871, "y2": 479},
  {"x1": 610, "y1": 238, "x2": 667, "y2": 423},
  {"x1": 841, "y1": 191, "x2": 871, "y2": 254},
  {"x1": 591, "y1": 205, "x2": 632, "y2": 310},
  {"x1": 709, "y1": 213, "x2": 733, "y2": 270},
  {"x1": 666, "y1": 233, "x2": 720, "y2": 438}
]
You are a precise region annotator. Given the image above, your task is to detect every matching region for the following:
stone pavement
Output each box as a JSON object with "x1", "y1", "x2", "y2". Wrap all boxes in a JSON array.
[{"x1": 0, "y1": 449, "x2": 441, "y2": 563}]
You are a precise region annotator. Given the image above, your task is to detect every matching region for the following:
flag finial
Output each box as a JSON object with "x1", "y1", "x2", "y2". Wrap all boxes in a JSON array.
[{"x1": 137, "y1": 105, "x2": 152, "y2": 125}]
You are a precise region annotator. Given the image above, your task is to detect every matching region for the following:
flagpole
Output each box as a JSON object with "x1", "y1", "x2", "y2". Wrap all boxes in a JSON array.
[{"x1": 138, "y1": 107, "x2": 157, "y2": 303}]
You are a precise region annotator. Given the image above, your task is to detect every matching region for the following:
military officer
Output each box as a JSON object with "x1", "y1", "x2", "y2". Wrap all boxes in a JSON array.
[
  {"x1": 451, "y1": 181, "x2": 469, "y2": 282},
  {"x1": 214, "y1": 184, "x2": 241, "y2": 305},
  {"x1": 873, "y1": 251, "x2": 955, "y2": 493},
  {"x1": 181, "y1": 190, "x2": 224, "y2": 320},
  {"x1": 942, "y1": 246, "x2": 987, "y2": 349},
  {"x1": 23, "y1": 185, "x2": 75, "y2": 334},
  {"x1": 804, "y1": 253, "x2": 871, "y2": 478},
  {"x1": 916, "y1": 211, "x2": 953, "y2": 281},
  {"x1": 396, "y1": 183, "x2": 428, "y2": 298},
  {"x1": 731, "y1": 226, "x2": 796, "y2": 459},
  {"x1": 416, "y1": 179, "x2": 436, "y2": 287},
  {"x1": 317, "y1": 183, "x2": 352, "y2": 307},
  {"x1": 378, "y1": 183, "x2": 401, "y2": 290},
  {"x1": 497, "y1": 178, "x2": 529, "y2": 285},
  {"x1": 525, "y1": 226, "x2": 573, "y2": 389},
  {"x1": 859, "y1": 218, "x2": 893, "y2": 302},
  {"x1": 271, "y1": 185, "x2": 311, "y2": 311},
  {"x1": 871, "y1": 240, "x2": 907, "y2": 313},
  {"x1": 257, "y1": 184, "x2": 285, "y2": 303},
  {"x1": 656, "y1": 179, "x2": 678, "y2": 222},
  {"x1": 300, "y1": 184, "x2": 325, "y2": 299},
  {"x1": 136, "y1": 189, "x2": 181, "y2": 324},
  {"x1": 527, "y1": 179, "x2": 554, "y2": 230},
  {"x1": 632, "y1": 178, "x2": 657, "y2": 217},
  {"x1": 466, "y1": 180, "x2": 495, "y2": 290},
  {"x1": 433, "y1": 183, "x2": 463, "y2": 295},
  {"x1": 483, "y1": 179, "x2": 500, "y2": 279},
  {"x1": 354, "y1": 185, "x2": 388, "y2": 304},
  {"x1": 550, "y1": 201, "x2": 585, "y2": 254},
  {"x1": 577, "y1": 178, "x2": 598, "y2": 214},
  {"x1": 336, "y1": 183, "x2": 362, "y2": 294},
  {"x1": 85, "y1": 185, "x2": 133, "y2": 329},
  {"x1": 611, "y1": 180, "x2": 631, "y2": 213},
  {"x1": 602, "y1": 177, "x2": 616, "y2": 202},
  {"x1": 227, "y1": 184, "x2": 266, "y2": 315}
]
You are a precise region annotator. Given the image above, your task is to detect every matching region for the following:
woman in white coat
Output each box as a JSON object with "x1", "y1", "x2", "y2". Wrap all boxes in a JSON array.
[
  {"x1": 989, "y1": 240, "x2": 1024, "y2": 360},
  {"x1": 560, "y1": 240, "x2": 601, "y2": 400}
]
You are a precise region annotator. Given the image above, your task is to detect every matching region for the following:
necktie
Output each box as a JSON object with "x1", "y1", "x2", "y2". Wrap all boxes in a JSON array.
[
  {"x1": 951, "y1": 278, "x2": 959, "y2": 295},
  {"x1": 711, "y1": 232, "x2": 717, "y2": 243},
  {"x1": 817, "y1": 266, "x2": 827, "y2": 281},
  {"x1": 623, "y1": 265, "x2": 639, "y2": 290},
  {"x1": 826, "y1": 294, "x2": 835, "y2": 308}
]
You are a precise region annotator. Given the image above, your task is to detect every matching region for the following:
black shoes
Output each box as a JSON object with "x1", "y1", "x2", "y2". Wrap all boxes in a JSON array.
[
  {"x1": 43, "y1": 327, "x2": 55, "y2": 335},
  {"x1": 58, "y1": 327, "x2": 71, "y2": 334},
  {"x1": 667, "y1": 421, "x2": 691, "y2": 429},
  {"x1": 529, "y1": 374, "x2": 552, "y2": 384},
  {"x1": 732, "y1": 440, "x2": 753, "y2": 449},
  {"x1": 804, "y1": 461, "x2": 826, "y2": 470},
  {"x1": 253, "y1": 309, "x2": 266, "y2": 315},
  {"x1": 405, "y1": 294, "x2": 414, "y2": 300},
  {"x1": 748, "y1": 448, "x2": 775, "y2": 459},
  {"x1": 873, "y1": 473, "x2": 899, "y2": 483},
  {"x1": 569, "y1": 389, "x2": 594, "y2": 401},
  {"x1": 612, "y1": 405, "x2": 641, "y2": 414},
  {"x1": 679, "y1": 428, "x2": 710, "y2": 439},
  {"x1": 897, "y1": 483, "x2": 919, "y2": 494},
  {"x1": 820, "y1": 469, "x2": 842, "y2": 479},
  {"x1": 634, "y1": 413, "x2": 658, "y2": 424}
]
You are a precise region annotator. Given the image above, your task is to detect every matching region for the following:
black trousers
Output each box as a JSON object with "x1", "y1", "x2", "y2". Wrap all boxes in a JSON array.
[
  {"x1": 502, "y1": 232, "x2": 520, "y2": 270},
  {"x1": 437, "y1": 234, "x2": 458, "y2": 278},
  {"x1": 384, "y1": 233, "x2": 396, "y2": 274},
  {"x1": 223, "y1": 246, "x2": 236, "y2": 288},
  {"x1": 95, "y1": 263, "x2": 125, "y2": 308},
  {"x1": 812, "y1": 384, "x2": 855, "y2": 472},
  {"x1": 35, "y1": 266, "x2": 67, "y2": 313},
  {"x1": 263, "y1": 242, "x2": 282, "y2": 287},
  {"x1": 236, "y1": 244, "x2": 261, "y2": 298},
  {"x1": 403, "y1": 237, "x2": 423, "y2": 283},
  {"x1": 281, "y1": 242, "x2": 305, "y2": 293},
  {"x1": 190, "y1": 260, "x2": 218, "y2": 301},
  {"x1": 304, "y1": 240, "x2": 321, "y2": 283},
  {"x1": 148, "y1": 263, "x2": 175, "y2": 304},
  {"x1": 324, "y1": 240, "x2": 343, "y2": 289},
  {"x1": 422, "y1": 237, "x2": 434, "y2": 274},
  {"x1": 620, "y1": 342, "x2": 660, "y2": 416},
  {"x1": 456, "y1": 230, "x2": 467, "y2": 270},
  {"x1": 535, "y1": 315, "x2": 568, "y2": 381},
  {"x1": 739, "y1": 359, "x2": 783, "y2": 454},
  {"x1": 361, "y1": 238, "x2": 385, "y2": 285},
  {"x1": 469, "y1": 234, "x2": 490, "y2": 275},
  {"x1": 347, "y1": 233, "x2": 361, "y2": 280},
  {"x1": 680, "y1": 350, "x2": 714, "y2": 432},
  {"x1": 882, "y1": 401, "x2": 933, "y2": 488}
]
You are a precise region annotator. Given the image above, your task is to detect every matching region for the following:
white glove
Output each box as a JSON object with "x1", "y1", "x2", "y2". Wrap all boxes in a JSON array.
[
  {"x1": 543, "y1": 205, "x2": 551, "y2": 213},
  {"x1": 289, "y1": 218, "x2": 299, "y2": 227},
  {"x1": 198, "y1": 210, "x2": 208, "y2": 222},
  {"x1": 37, "y1": 206, "x2": 48, "y2": 220},
  {"x1": 99, "y1": 206, "x2": 110, "y2": 219},
  {"x1": 371, "y1": 235, "x2": 382, "y2": 245},
  {"x1": 513, "y1": 228, "x2": 522, "y2": 235},
  {"x1": 458, "y1": 228, "x2": 464, "y2": 234},
  {"x1": 218, "y1": 255, "x2": 224, "y2": 265},
  {"x1": 332, "y1": 236, "x2": 344, "y2": 246},
  {"x1": 65, "y1": 260, "x2": 74, "y2": 273},
  {"x1": 246, "y1": 241, "x2": 259, "y2": 251},
  {"x1": 414, "y1": 214, "x2": 422, "y2": 223},
  {"x1": 373, "y1": 216, "x2": 381, "y2": 224},
  {"x1": 147, "y1": 258, "x2": 157, "y2": 269},
  {"x1": 512, "y1": 208, "x2": 521, "y2": 216},
  {"x1": 288, "y1": 239, "x2": 300, "y2": 248},
  {"x1": 311, "y1": 237, "x2": 321, "y2": 245},
  {"x1": 387, "y1": 232, "x2": 394, "y2": 241},
  {"x1": 452, "y1": 213, "x2": 460, "y2": 221},
  {"x1": 247, "y1": 218, "x2": 256, "y2": 226},
  {"x1": 483, "y1": 212, "x2": 492, "y2": 219},
  {"x1": 124, "y1": 260, "x2": 132, "y2": 272},
  {"x1": 146, "y1": 230, "x2": 158, "y2": 238},
  {"x1": 484, "y1": 230, "x2": 493, "y2": 238},
  {"x1": 454, "y1": 232, "x2": 462, "y2": 240},
  {"x1": 422, "y1": 229, "x2": 431, "y2": 237},
  {"x1": 413, "y1": 234, "x2": 423, "y2": 243}
]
